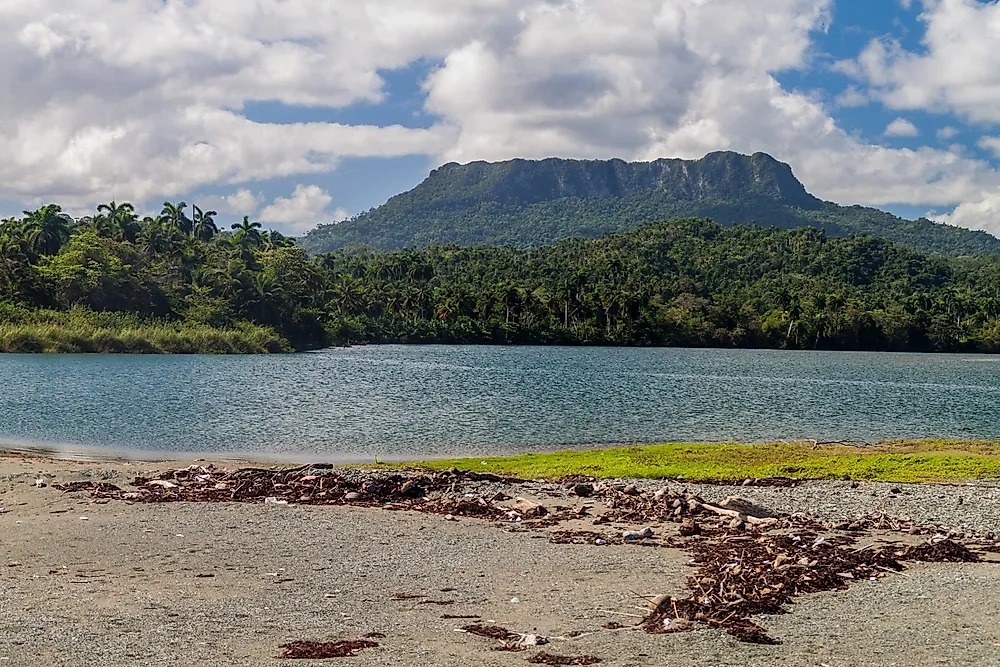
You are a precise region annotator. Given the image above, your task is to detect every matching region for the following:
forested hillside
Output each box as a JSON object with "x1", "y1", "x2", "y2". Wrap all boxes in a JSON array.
[
  {"x1": 5, "y1": 203, "x2": 1000, "y2": 353},
  {"x1": 324, "y1": 219, "x2": 1000, "y2": 352},
  {"x1": 300, "y1": 152, "x2": 999, "y2": 256}
]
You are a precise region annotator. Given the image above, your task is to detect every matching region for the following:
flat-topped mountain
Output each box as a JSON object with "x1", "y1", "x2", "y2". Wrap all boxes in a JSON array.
[{"x1": 300, "y1": 151, "x2": 999, "y2": 255}]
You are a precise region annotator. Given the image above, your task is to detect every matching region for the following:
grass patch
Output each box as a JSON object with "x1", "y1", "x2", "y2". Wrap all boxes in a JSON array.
[
  {"x1": 409, "y1": 440, "x2": 1000, "y2": 484},
  {"x1": 0, "y1": 305, "x2": 288, "y2": 354}
]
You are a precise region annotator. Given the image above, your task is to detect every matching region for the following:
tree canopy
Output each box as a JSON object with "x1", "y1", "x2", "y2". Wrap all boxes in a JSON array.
[{"x1": 5, "y1": 204, "x2": 1000, "y2": 353}]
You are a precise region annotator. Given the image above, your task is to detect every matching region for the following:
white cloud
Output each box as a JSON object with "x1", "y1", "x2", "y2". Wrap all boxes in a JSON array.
[
  {"x1": 848, "y1": 0, "x2": 1000, "y2": 124},
  {"x1": 884, "y1": 118, "x2": 919, "y2": 137},
  {"x1": 932, "y1": 191, "x2": 1000, "y2": 235},
  {"x1": 978, "y1": 137, "x2": 1000, "y2": 158},
  {"x1": 3, "y1": 0, "x2": 1000, "y2": 235},
  {"x1": 196, "y1": 188, "x2": 262, "y2": 216},
  {"x1": 937, "y1": 126, "x2": 959, "y2": 140},
  {"x1": 835, "y1": 86, "x2": 868, "y2": 108},
  {"x1": 259, "y1": 184, "x2": 345, "y2": 232}
]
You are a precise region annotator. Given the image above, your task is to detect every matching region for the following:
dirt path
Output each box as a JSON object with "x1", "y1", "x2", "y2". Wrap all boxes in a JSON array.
[{"x1": 1, "y1": 456, "x2": 999, "y2": 666}]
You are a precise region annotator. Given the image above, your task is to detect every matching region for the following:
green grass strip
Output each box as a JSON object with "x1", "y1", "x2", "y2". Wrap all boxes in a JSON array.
[{"x1": 407, "y1": 440, "x2": 1000, "y2": 484}]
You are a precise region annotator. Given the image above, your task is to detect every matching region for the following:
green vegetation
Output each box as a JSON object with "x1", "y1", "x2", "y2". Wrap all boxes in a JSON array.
[
  {"x1": 300, "y1": 152, "x2": 999, "y2": 256},
  {"x1": 0, "y1": 305, "x2": 284, "y2": 353},
  {"x1": 321, "y1": 218, "x2": 1000, "y2": 352},
  {"x1": 1, "y1": 202, "x2": 328, "y2": 353},
  {"x1": 8, "y1": 199, "x2": 1000, "y2": 353},
  {"x1": 411, "y1": 440, "x2": 1000, "y2": 483}
]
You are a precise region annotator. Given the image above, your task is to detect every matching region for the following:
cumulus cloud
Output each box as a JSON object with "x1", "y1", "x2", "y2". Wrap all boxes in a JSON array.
[
  {"x1": 196, "y1": 189, "x2": 262, "y2": 216},
  {"x1": 259, "y1": 185, "x2": 347, "y2": 232},
  {"x1": 884, "y1": 118, "x2": 919, "y2": 137},
  {"x1": 932, "y1": 192, "x2": 1000, "y2": 235},
  {"x1": 835, "y1": 86, "x2": 868, "y2": 108},
  {"x1": 847, "y1": 0, "x2": 1000, "y2": 124},
  {"x1": 5, "y1": 0, "x2": 1000, "y2": 232},
  {"x1": 937, "y1": 126, "x2": 959, "y2": 140}
]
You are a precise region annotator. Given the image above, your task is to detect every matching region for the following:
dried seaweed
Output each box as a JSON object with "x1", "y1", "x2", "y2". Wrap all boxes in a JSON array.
[
  {"x1": 277, "y1": 639, "x2": 378, "y2": 659},
  {"x1": 462, "y1": 624, "x2": 516, "y2": 640},
  {"x1": 527, "y1": 652, "x2": 602, "y2": 665}
]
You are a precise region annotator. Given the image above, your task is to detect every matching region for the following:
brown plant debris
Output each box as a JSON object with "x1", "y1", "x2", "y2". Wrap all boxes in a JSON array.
[
  {"x1": 442, "y1": 614, "x2": 481, "y2": 619},
  {"x1": 277, "y1": 639, "x2": 378, "y2": 659},
  {"x1": 462, "y1": 624, "x2": 517, "y2": 640},
  {"x1": 418, "y1": 599, "x2": 456, "y2": 606},
  {"x1": 58, "y1": 465, "x2": 524, "y2": 521},
  {"x1": 363, "y1": 632, "x2": 387, "y2": 639},
  {"x1": 901, "y1": 539, "x2": 980, "y2": 563},
  {"x1": 527, "y1": 652, "x2": 602, "y2": 665}
]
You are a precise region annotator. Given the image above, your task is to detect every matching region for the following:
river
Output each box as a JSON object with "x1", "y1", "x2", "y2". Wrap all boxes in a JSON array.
[{"x1": 1, "y1": 346, "x2": 998, "y2": 459}]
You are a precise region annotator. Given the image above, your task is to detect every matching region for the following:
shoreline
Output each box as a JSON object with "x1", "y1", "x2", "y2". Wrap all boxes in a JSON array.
[
  {"x1": 2, "y1": 456, "x2": 1000, "y2": 665},
  {"x1": 6, "y1": 438, "x2": 1000, "y2": 485}
]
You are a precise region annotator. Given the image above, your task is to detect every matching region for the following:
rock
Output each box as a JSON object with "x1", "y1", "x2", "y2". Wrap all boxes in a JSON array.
[
  {"x1": 146, "y1": 480, "x2": 178, "y2": 489},
  {"x1": 741, "y1": 479, "x2": 752, "y2": 486},
  {"x1": 727, "y1": 517, "x2": 745, "y2": 531},
  {"x1": 719, "y1": 496, "x2": 774, "y2": 518},
  {"x1": 623, "y1": 527, "x2": 654, "y2": 541},
  {"x1": 264, "y1": 497, "x2": 288, "y2": 505},
  {"x1": 832, "y1": 521, "x2": 851, "y2": 531},
  {"x1": 592, "y1": 516, "x2": 606, "y2": 525},
  {"x1": 850, "y1": 481, "x2": 860, "y2": 489},
  {"x1": 847, "y1": 522, "x2": 863, "y2": 531},
  {"x1": 575, "y1": 505, "x2": 591, "y2": 517},
  {"x1": 512, "y1": 497, "x2": 548, "y2": 518},
  {"x1": 890, "y1": 487, "x2": 901, "y2": 494},
  {"x1": 679, "y1": 519, "x2": 701, "y2": 536},
  {"x1": 572, "y1": 483, "x2": 594, "y2": 497},
  {"x1": 958, "y1": 496, "x2": 965, "y2": 506},
  {"x1": 444, "y1": 514, "x2": 457, "y2": 521},
  {"x1": 653, "y1": 488, "x2": 668, "y2": 501},
  {"x1": 491, "y1": 491, "x2": 511, "y2": 502},
  {"x1": 344, "y1": 492, "x2": 364, "y2": 502},
  {"x1": 622, "y1": 484, "x2": 639, "y2": 496}
]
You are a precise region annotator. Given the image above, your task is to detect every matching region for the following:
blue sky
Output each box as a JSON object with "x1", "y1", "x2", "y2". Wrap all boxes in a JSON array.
[{"x1": 5, "y1": 0, "x2": 1000, "y2": 234}]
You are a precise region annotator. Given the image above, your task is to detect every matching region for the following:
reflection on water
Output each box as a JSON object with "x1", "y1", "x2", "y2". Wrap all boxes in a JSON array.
[{"x1": 0, "y1": 346, "x2": 996, "y2": 458}]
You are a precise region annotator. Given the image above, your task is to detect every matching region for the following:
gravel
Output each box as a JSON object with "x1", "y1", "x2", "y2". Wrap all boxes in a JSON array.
[{"x1": 3, "y1": 458, "x2": 1000, "y2": 666}]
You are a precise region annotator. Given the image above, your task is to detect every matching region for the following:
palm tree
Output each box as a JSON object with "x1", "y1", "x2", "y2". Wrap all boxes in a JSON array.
[
  {"x1": 192, "y1": 206, "x2": 219, "y2": 243},
  {"x1": 21, "y1": 205, "x2": 73, "y2": 256},
  {"x1": 95, "y1": 201, "x2": 141, "y2": 242},
  {"x1": 160, "y1": 201, "x2": 192, "y2": 236},
  {"x1": 232, "y1": 216, "x2": 263, "y2": 247}
]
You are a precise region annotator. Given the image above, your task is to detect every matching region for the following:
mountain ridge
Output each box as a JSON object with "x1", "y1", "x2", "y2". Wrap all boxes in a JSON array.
[{"x1": 300, "y1": 151, "x2": 999, "y2": 256}]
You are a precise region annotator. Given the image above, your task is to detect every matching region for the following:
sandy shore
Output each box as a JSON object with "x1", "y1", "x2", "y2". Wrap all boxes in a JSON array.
[{"x1": 2, "y1": 454, "x2": 1000, "y2": 666}]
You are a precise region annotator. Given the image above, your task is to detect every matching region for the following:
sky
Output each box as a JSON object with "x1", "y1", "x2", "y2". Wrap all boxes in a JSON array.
[{"x1": 4, "y1": 0, "x2": 1000, "y2": 236}]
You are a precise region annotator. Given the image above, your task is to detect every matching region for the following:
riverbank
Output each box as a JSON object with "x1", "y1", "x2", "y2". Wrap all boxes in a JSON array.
[
  {"x1": 1, "y1": 453, "x2": 999, "y2": 666},
  {"x1": 0, "y1": 307, "x2": 288, "y2": 353},
  {"x1": 409, "y1": 440, "x2": 1000, "y2": 484}
]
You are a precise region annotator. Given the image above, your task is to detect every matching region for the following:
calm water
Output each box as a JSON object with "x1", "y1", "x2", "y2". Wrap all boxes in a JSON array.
[{"x1": 1, "y1": 346, "x2": 999, "y2": 459}]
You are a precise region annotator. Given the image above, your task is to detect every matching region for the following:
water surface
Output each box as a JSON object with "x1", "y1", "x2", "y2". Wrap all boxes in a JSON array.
[{"x1": 1, "y1": 346, "x2": 998, "y2": 459}]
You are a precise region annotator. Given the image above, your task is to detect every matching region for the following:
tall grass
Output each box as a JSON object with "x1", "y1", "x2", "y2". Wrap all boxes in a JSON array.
[{"x1": 0, "y1": 304, "x2": 288, "y2": 354}]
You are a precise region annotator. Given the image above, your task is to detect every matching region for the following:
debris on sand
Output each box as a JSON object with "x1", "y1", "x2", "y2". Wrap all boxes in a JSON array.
[
  {"x1": 56, "y1": 465, "x2": 520, "y2": 521},
  {"x1": 461, "y1": 624, "x2": 517, "y2": 640},
  {"x1": 527, "y1": 652, "x2": 602, "y2": 665},
  {"x1": 277, "y1": 639, "x2": 379, "y2": 659},
  {"x1": 901, "y1": 539, "x2": 980, "y2": 563}
]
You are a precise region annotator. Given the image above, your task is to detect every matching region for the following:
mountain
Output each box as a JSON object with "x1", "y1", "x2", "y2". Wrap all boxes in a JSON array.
[{"x1": 299, "y1": 151, "x2": 1000, "y2": 256}]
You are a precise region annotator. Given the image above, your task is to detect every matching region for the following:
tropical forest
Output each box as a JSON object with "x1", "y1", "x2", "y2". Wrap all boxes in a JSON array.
[{"x1": 5, "y1": 200, "x2": 1000, "y2": 354}]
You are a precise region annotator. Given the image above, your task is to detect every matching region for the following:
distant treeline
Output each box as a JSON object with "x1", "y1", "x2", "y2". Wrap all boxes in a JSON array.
[{"x1": 4, "y1": 203, "x2": 1000, "y2": 353}]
